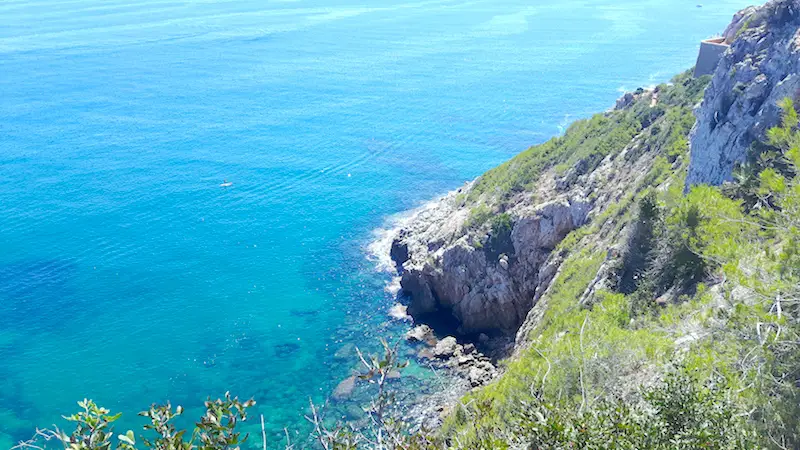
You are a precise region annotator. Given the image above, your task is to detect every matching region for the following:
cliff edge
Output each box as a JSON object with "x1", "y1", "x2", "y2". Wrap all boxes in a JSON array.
[
  {"x1": 390, "y1": 79, "x2": 706, "y2": 341},
  {"x1": 390, "y1": 0, "x2": 800, "y2": 350},
  {"x1": 686, "y1": 0, "x2": 800, "y2": 186}
]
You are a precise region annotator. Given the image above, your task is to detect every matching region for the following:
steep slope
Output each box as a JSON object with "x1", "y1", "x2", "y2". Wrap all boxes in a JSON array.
[
  {"x1": 392, "y1": 0, "x2": 800, "y2": 344},
  {"x1": 686, "y1": 0, "x2": 800, "y2": 186},
  {"x1": 387, "y1": 0, "x2": 800, "y2": 447},
  {"x1": 391, "y1": 75, "x2": 707, "y2": 339}
]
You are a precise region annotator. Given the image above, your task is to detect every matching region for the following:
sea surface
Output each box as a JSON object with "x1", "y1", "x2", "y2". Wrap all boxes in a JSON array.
[{"x1": 0, "y1": 0, "x2": 752, "y2": 447}]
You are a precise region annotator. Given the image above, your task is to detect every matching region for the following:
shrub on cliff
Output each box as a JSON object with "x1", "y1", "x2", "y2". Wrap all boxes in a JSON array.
[
  {"x1": 485, "y1": 213, "x2": 514, "y2": 260},
  {"x1": 440, "y1": 99, "x2": 800, "y2": 448},
  {"x1": 518, "y1": 367, "x2": 758, "y2": 449},
  {"x1": 465, "y1": 71, "x2": 710, "y2": 217}
]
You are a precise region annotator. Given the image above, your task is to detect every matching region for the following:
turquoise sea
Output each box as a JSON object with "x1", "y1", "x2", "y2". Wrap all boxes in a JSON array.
[{"x1": 0, "y1": 0, "x2": 752, "y2": 447}]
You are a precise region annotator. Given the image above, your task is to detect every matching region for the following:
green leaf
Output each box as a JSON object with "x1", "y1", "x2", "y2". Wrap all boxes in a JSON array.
[{"x1": 759, "y1": 168, "x2": 786, "y2": 194}]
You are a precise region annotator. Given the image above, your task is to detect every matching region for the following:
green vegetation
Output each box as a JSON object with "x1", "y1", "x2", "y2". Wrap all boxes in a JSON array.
[
  {"x1": 19, "y1": 81, "x2": 800, "y2": 449},
  {"x1": 464, "y1": 72, "x2": 710, "y2": 227},
  {"x1": 735, "y1": 15, "x2": 756, "y2": 40},
  {"x1": 485, "y1": 213, "x2": 514, "y2": 259},
  {"x1": 16, "y1": 395, "x2": 256, "y2": 450},
  {"x1": 436, "y1": 98, "x2": 800, "y2": 449},
  {"x1": 468, "y1": 109, "x2": 640, "y2": 207}
]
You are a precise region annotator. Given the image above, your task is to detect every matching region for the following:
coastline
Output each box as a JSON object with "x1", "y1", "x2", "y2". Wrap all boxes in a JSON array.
[
  {"x1": 358, "y1": 69, "x2": 715, "y2": 432},
  {"x1": 360, "y1": 184, "x2": 500, "y2": 430}
]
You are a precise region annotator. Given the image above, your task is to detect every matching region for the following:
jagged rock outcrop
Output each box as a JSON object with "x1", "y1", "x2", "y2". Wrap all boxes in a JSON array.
[
  {"x1": 390, "y1": 112, "x2": 667, "y2": 337},
  {"x1": 686, "y1": 0, "x2": 800, "y2": 187},
  {"x1": 390, "y1": 2, "x2": 800, "y2": 342},
  {"x1": 392, "y1": 196, "x2": 590, "y2": 334},
  {"x1": 385, "y1": 2, "x2": 799, "y2": 438},
  {"x1": 406, "y1": 331, "x2": 498, "y2": 387}
]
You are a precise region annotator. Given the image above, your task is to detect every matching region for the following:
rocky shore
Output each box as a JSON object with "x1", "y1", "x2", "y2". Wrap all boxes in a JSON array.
[
  {"x1": 323, "y1": 323, "x2": 498, "y2": 430},
  {"x1": 386, "y1": 109, "x2": 660, "y2": 347},
  {"x1": 354, "y1": 0, "x2": 800, "y2": 435},
  {"x1": 364, "y1": 74, "x2": 681, "y2": 430},
  {"x1": 405, "y1": 324, "x2": 497, "y2": 388},
  {"x1": 386, "y1": 0, "x2": 799, "y2": 352}
]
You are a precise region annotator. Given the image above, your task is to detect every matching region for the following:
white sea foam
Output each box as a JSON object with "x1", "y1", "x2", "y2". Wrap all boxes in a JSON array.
[
  {"x1": 385, "y1": 276, "x2": 403, "y2": 296},
  {"x1": 365, "y1": 194, "x2": 453, "y2": 297},
  {"x1": 557, "y1": 114, "x2": 572, "y2": 134},
  {"x1": 366, "y1": 206, "x2": 418, "y2": 274}
]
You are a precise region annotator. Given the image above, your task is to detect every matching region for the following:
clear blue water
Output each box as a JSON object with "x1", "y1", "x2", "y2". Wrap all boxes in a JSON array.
[{"x1": 0, "y1": 0, "x2": 751, "y2": 446}]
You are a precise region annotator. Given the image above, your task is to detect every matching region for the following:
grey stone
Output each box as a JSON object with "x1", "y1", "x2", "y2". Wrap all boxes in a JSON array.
[
  {"x1": 498, "y1": 255, "x2": 509, "y2": 271},
  {"x1": 333, "y1": 343, "x2": 355, "y2": 361},
  {"x1": 687, "y1": 0, "x2": 800, "y2": 187},
  {"x1": 417, "y1": 348, "x2": 435, "y2": 360},
  {"x1": 433, "y1": 336, "x2": 459, "y2": 358},
  {"x1": 466, "y1": 365, "x2": 496, "y2": 388},
  {"x1": 332, "y1": 376, "x2": 357, "y2": 401},
  {"x1": 393, "y1": 193, "x2": 590, "y2": 335},
  {"x1": 405, "y1": 324, "x2": 436, "y2": 344}
]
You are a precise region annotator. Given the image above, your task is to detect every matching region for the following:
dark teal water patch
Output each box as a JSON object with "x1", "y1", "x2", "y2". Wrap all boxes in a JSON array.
[
  {"x1": 0, "y1": 260, "x2": 80, "y2": 332},
  {"x1": 0, "y1": 0, "x2": 754, "y2": 447}
]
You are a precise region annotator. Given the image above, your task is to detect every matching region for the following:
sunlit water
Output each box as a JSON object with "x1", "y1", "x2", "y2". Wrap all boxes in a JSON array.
[{"x1": 0, "y1": 0, "x2": 751, "y2": 446}]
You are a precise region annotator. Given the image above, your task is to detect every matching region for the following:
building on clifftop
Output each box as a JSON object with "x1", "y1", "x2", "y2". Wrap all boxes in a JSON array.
[{"x1": 694, "y1": 37, "x2": 730, "y2": 77}]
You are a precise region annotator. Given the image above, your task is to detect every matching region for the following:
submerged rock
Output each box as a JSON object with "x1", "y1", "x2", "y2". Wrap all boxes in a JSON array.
[
  {"x1": 273, "y1": 342, "x2": 300, "y2": 358},
  {"x1": 334, "y1": 343, "x2": 356, "y2": 361},
  {"x1": 417, "y1": 348, "x2": 435, "y2": 360},
  {"x1": 344, "y1": 404, "x2": 365, "y2": 421},
  {"x1": 332, "y1": 376, "x2": 357, "y2": 401}
]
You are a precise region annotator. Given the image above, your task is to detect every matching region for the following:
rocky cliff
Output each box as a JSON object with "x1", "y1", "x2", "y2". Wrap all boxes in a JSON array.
[
  {"x1": 390, "y1": 81, "x2": 703, "y2": 341},
  {"x1": 374, "y1": 2, "x2": 800, "y2": 445},
  {"x1": 686, "y1": 0, "x2": 800, "y2": 186},
  {"x1": 390, "y1": 0, "x2": 800, "y2": 348},
  {"x1": 391, "y1": 188, "x2": 590, "y2": 336}
]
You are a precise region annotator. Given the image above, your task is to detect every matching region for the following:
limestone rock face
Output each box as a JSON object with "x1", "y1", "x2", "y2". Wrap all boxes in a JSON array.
[
  {"x1": 390, "y1": 129, "x2": 658, "y2": 337},
  {"x1": 389, "y1": 1, "x2": 800, "y2": 341},
  {"x1": 686, "y1": 0, "x2": 800, "y2": 187},
  {"x1": 393, "y1": 197, "x2": 589, "y2": 334}
]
